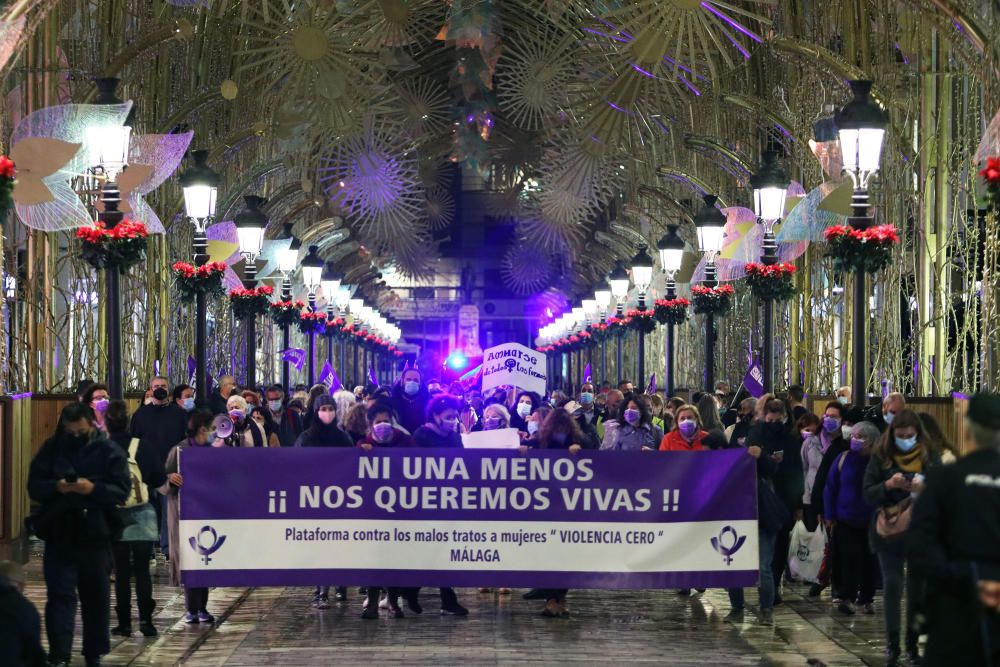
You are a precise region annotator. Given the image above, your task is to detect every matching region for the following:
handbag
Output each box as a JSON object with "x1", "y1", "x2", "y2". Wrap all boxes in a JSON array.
[
  {"x1": 875, "y1": 497, "x2": 913, "y2": 541},
  {"x1": 787, "y1": 520, "x2": 827, "y2": 583}
]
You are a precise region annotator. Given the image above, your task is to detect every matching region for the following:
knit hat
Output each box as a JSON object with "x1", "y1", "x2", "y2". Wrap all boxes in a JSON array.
[
  {"x1": 968, "y1": 392, "x2": 1000, "y2": 430},
  {"x1": 312, "y1": 394, "x2": 336, "y2": 411}
]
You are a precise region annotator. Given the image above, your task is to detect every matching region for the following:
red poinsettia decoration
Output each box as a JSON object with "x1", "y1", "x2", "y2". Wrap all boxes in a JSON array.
[
  {"x1": 298, "y1": 310, "x2": 328, "y2": 335},
  {"x1": 653, "y1": 297, "x2": 690, "y2": 325},
  {"x1": 823, "y1": 224, "x2": 899, "y2": 273},
  {"x1": 270, "y1": 299, "x2": 305, "y2": 327},
  {"x1": 0, "y1": 155, "x2": 15, "y2": 219},
  {"x1": 172, "y1": 260, "x2": 227, "y2": 302},
  {"x1": 981, "y1": 156, "x2": 1000, "y2": 212},
  {"x1": 229, "y1": 285, "x2": 273, "y2": 320},
  {"x1": 692, "y1": 284, "x2": 736, "y2": 316},
  {"x1": 76, "y1": 219, "x2": 149, "y2": 271},
  {"x1": 744, "y1": 262, "x2": 797, "y2": 302}
]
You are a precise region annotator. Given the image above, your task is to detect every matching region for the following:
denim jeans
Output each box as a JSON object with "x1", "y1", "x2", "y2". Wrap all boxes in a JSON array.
[{"x1": 727, "y1": 527, "x2": 776, "y2": 611}]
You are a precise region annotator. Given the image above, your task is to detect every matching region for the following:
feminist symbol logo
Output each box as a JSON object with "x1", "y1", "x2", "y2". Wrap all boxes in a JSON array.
[
  {"x1": 710, "y1": 526, "x2": 746, "y2": 565},
  {"x1": 189, "y1": 525, "x2": 227, "y2": 565},
  {"x1": 504, "y1": 359, "x2": 518, "y2": 372}
]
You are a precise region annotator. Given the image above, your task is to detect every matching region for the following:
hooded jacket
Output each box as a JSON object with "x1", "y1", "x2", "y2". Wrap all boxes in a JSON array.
[
  {"x1": 390, "y1": 382, "x2": 431, "y2": 434},
  {"x1": 294, "y1": 395, "x2": 355, "y2": 447}
]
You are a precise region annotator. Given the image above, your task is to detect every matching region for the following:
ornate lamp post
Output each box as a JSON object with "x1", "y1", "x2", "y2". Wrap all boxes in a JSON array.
[
  {"x1": 179, "y1": 150, "x2": 220, "y2": 404},
  {"x1": 301, "y1": 245, "x2": 324, "y2": 386},
  {"x1": 321, "y1": 262, "x2": 342, "y2": 365},
  {"x1": 335, "y1": 285, "x2": 351, "y2": 378},
  {"x1": 349, "y1": 297, "x2": 365, "y2": 386},
  {"x1": 582, "y1": 298, "x2": 598, "y2": 383},
  {"x1": 234, "y1": 195, "x2": 267, "y2": 390},
  {"x1": 694, "y1": 195, "x2": 726, "y2": 391},
  {"x1": 836, "y1": 80, "x2": 887, "y2": 409},
  {"x1": 750, "y1": 151, "x2": 789, "y2": 392},
  {"x1": 630, "y1": 246, "x2": 654, "y2": 386},
  {"x1": 608, "y1": 261, "x2": 630, "y2": 383},
  {"x1": 656, "y1": 224, "x2": 685, "y2": 396},
  {"x1": 594, "y1": 279, "x2": 612, "y2": 384},
  {"x1": 88, "y1": 77, "x2": 132, "y2": 399},
  {"x1": 275, "y1": 222, "x2": 300, "y2": 388}
]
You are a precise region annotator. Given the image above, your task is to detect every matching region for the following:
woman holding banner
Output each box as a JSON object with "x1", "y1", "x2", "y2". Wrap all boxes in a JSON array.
[
  {"x1": 161, "y1": 410, "x2": 217, "y2": 625},
  {"x1": 659, "y1": 405, "x2": 709, "y2": 451},
  {"x1": 605, "y1": 395, "x2": 662, "y2": 451}
]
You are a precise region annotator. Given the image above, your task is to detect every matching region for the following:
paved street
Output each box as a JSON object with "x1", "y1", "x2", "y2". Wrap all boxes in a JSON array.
[{"x1": 20, "y1": 541, "x2": 893, "y2": 666}]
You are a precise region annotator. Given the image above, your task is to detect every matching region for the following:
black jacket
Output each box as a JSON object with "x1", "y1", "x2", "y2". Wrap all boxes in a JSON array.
[
  {"x1": 294, "y1": 423, "x2": 354, "y2": 448},
  {"x1": 207, "y1": 389, "x2": 229, "y2": 416},
  {"x1": 107, "y1": 430, "x2": 167, "y2": 498},
  {"x1": 810, "y1": 435, "x2": 847, "y2": 515},
  {"x1": 129, "y1": 402, "x2": 188, "y2": 464},
  {"x1": 390, "y1": 385, "x2": 430, "y2": 434},
  {"x1": 0, "y1": 584, "x2": 46, "y2": 667},
  {"x1": 264, "y1": 408, "x2": 304, "y2": 447},
  {"x1": 908, "y1": 448, "x2": 1000, "y2": 666},
  {"x1": 27, "y1": 431, "x2": 130, "y2": 546},
  {"x1": 413, "y1": 424, "x2": 462, "y2": 448},
  {"x1": 746, "y1": 421, "x2": 803, "y2": 510}
]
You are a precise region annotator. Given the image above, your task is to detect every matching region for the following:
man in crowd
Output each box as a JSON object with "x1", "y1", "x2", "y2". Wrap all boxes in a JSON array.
[
  {"x1": 28, "y1": 403, "x2": 131, "y2": 667},
  {"x1": 787, "y1": 385, "x2": 808, "y2": 422},
  {"x1": 208, "y1": 375, "x2": 236, "y2": 415},
  {"x1": 263, "y1": 384, "x2": 304, "y2": 447},
  {"x1": 617, "y1": 379, "x2": 634, "y2": 394},
  {"x1": 0, "y1": 560, "x2": 46, "y2": 666},
  {"x1": 909, "y1": 392, "x2": 1000, "y2": 666},
  {"x1": 598, "y1": 389, "x2": 625, "y2": 445},
  {"x1": 835, "y1": 386, "x2": 852, "y2": 406},
  {"x1": 391, "y1": 367, "x2": 430, "y2": 434},
  {"x1": 871, "y1": 392, "x2": 906, "y2": 432},
  {"x1": 577, "y1": 382, "x2": 601, "y2": 425},
  {"x1": 130, "y1": 376, "x2": 188, "y2": 559}
]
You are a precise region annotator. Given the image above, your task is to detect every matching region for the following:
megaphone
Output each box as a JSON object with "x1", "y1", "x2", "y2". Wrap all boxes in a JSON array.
[{"x1": 213, "y1": 415, "x2": 234, "y2": 440}]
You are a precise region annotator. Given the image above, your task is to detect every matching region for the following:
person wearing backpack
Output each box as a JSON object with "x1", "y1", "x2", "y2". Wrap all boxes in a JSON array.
[
  {"x1": 106, "y1": 400, "x2": 166, "y2": 638},
  {"x1": 27, "y1": 402, "x2": 131, "y2": 667}
]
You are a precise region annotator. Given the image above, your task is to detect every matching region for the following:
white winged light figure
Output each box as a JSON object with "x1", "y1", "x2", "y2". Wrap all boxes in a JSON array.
[
  {"x1": 121, "y1": 132, "x2": 194, "y2": 234},
  {"x1": 10, "y1": 101, "x2": 131, "y2": 231}
]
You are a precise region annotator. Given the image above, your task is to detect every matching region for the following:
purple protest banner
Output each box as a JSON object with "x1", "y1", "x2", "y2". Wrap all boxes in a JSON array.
[
  {"x1": 178, "y1": 448, "x2": 759, "y2": 589},
  {"x1": 743, "y1": 359, "x2": 764, "y2": 398}
]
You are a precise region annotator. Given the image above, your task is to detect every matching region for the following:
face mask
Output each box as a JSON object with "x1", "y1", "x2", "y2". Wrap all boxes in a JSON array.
[
  {"x1": 822, "y1": 416, "x2": 841, "y2": 433},
  {"x1": 739, "y1": 413, "x2": 750, "y2": 423},
  {"x1": 623, "y1": 409, "x2": 641, "y2": 425},
  {"x1": 373, "y1": 422, "x2": 394, "y2": 442},
  {"x1": 268, "y1": 400, "x2": 282, "y2": 413},
  {"x1": 678, "y1": 420, "x2": 698, "y2": 439},
  {"x1": 841, "y1": 425, "x2": 853, "y2": 440},
  {"x1": 182, "y1": 397, "x2": 195, "y2": 412},
  {"x1": 516, "y1": 403, "x2": 532, "y2": 418},
  {"x1": 318, "y1": 410, "x2": 336, "y2": 425},
  {"x1": 850, "y1": 437, "x2": 865, "y2": 453},
  {"x1": 152, "y1": 387, "x2": 169, "y2": 402},
  {"x1": 552, "y1": 432, "x2": 568, "y2": 445},
  {"x1": 579, "y1": 392, "x2": 594, "y2": 405},
  {"x1": 66, "y1": 432, "x2": 91, "y2": 448},
  {"x1": 884, "y1": 411, "x2": 896, "y2": 426},
  {"x1": 719, "y1": 406, "x2": 727, "y2": 417},
  {"x1": 427, "y1": 384, "x2": 441, "y2": 393},
  {"x1": 837, "y1": 396, "x2": 850, "y2": 406},
  {"x1": 204, "y1": 430, "x2": 216, "y2": 445},
  {"x1": 484, "y1": 416, "x2": 503, "y2": 430},
  {"x1": 404, "y1": 381, "x2": 420, "y2": 396},
  {"x1": 229, "y1": 409, "x2": 245, "y2": 422},
  {"x1": 92, "y1": 398, "x2": 109, "y2": 413},
  {"x1": 527, "y1": 421, "x2": 539, "y2": 435},
  {"x1": 800, "y1": 429, "x2": 813, "y2": 441},
  {"x1": 894, "y1": 435, "x2": 917, "y2": 452}
]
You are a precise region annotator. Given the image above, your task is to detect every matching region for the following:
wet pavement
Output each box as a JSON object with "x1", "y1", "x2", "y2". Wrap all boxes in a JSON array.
[{"x1": 20, "y1": 541, "x2": 893, "y2": 665}]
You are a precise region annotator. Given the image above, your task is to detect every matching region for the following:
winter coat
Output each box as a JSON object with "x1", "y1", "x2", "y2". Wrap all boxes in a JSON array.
[
  {"x1": 27, "y1": 431, "x2": 131, "y2": 546},
  {"x1": 357, "y1": 427, "x2": 414, "y2": 448},
  {"x1": 390, "y1": 385, "x2": 431, "y2": 434},
  {"x1": 745, "y1": 422, "x2": 804, "y2": 511},
  {"x1": 294, "y1": 423, "x2": 355, "y2": 448},
  {"x1": 108, "y1": 430, "x2": 167, "y2": 543},
  {"x1": 607, "y1": 422, "x2": 663, "y2": 451},
  {"x1": 862, "y1": 447, "x2": 941, "y2": 552},
  {"x1": 822, "y1": 450, "x2": 875, "y2": 527},
  {"x1": 659, "y1": 429, "x2": 708, "y2": 451},
  {"x1": 129, "y1": 402, "x2": 188, "y2": 464},
  {"x1": 412, "y1": 423, "x2": 462, "y2": 448}
]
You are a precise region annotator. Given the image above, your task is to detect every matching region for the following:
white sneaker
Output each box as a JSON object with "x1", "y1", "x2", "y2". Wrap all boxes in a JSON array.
[{"x1": 378, "y1": 595, "x2": 390, "y2": 609}]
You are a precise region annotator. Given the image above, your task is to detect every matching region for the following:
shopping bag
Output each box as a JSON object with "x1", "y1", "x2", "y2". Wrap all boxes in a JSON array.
[{"x1": 787, "y1": 520, "x2": 827, "y2": 583}]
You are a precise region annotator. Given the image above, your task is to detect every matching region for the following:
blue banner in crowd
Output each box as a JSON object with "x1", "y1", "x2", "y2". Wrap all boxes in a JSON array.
[{"x1": 178, "y1": 448, "x2": 759, "y2": 589}]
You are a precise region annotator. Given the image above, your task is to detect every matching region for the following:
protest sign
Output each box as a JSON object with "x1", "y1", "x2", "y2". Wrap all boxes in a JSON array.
[
  {"x1": 461, "y1": 428, "x2": 520, "y2": 449},
  {"x1": 481, "y1": 342, "x2": 546, "y2": 396},
  {"x1": 179, "y1": 448, "x2": 758, "y2": 589}
]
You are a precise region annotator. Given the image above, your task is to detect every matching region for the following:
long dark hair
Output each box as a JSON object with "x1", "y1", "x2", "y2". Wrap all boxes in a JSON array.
[
  {"x1": 875, "y1": 408, "x2": 929, "y2": 467},
  {"x1": 539, "y1": 408, "x2": 584, "y2": 449},
  {"x1": 623, "y1": 394, "x2": 652, "y2": 427}
]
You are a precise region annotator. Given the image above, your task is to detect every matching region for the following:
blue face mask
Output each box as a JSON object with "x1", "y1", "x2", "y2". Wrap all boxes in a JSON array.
[
  {"x1": 182, "y1": 397, "x2": 195, "y2": 412},
  {"x1": 579, "y1": 392, "x2": 594, "y2": 405},
  {"x1": 884, "y1": 411, "x2": 896, "y2": 426},
  {"x1": 404, "y1": 381, "x2": 420, "y2": 396},
  {"x1": 894, "y1": 435, "x2": 918, "y2": 452}
]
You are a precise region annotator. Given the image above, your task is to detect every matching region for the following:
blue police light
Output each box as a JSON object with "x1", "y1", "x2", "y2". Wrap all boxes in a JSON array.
[{"x1": 445, "y1": 350, "x2": 469, "y2": 371}]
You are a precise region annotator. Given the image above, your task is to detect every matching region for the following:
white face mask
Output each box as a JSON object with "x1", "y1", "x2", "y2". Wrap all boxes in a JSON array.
[
  {"x1": 841, "y1": 425, "x2": 853, "y2": 440},
  {"x1": 318, "y1": 410, "x2": 336, "y2": 425},
  {"x1": 516, "y1": 403, "x2": 532, "y2": 418},
  {"x1": 527, "y1": 421, "x2": 539, "y2": 435}
]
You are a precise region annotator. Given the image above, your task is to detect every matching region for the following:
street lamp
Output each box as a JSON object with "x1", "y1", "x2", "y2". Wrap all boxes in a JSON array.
[
  {"x1": 836, "y1": 80, "x2": 887, "y2": 409},
  {"x1": 694, "y1": 194, "x2": 727, "y2": 391},
  {"x1": 594, "y1": 279, "x2": 612, "y2": 383},
  {"x1": 349, "y1": 297, "x2": 365, "y2": 386},
  {"x1": 750, "y1": 150, "x2": 789, "y2": 392},
  {"x1": 630, "y1": 246, "x2": 654, "y2": 386},
  {"x1": 657, "y1": 224, "x2": 685, "y2": 396},
  {"x1": 89, "y1": 77, "x2": 133, "y2": 400},
  {"x1": 608, "y1": 261, "x2": 630, "y2": 385},
  {"x1": 275, "y1": 222, "x2": 300, "y2": 388},
  {"x1": 234, "y1": 195, "x2": 267, "y2": 390},
  {"x1": 180, "y1": 149, "x2": 220, "y2": 405},
  {"x1": 335, "y1": 285, "x2": 351, "y2": 379},
  {"x1": 322, "y1": 262, "x2": 342, "y2": 366},
  {"x1": 300, "y1": 245, "x2": 324, "y2": 385}
]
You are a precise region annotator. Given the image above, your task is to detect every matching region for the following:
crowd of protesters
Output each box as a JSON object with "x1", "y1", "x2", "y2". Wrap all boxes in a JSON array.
[{"x1": 9, "y1": 369, "x2": 999, "y2": 667}]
